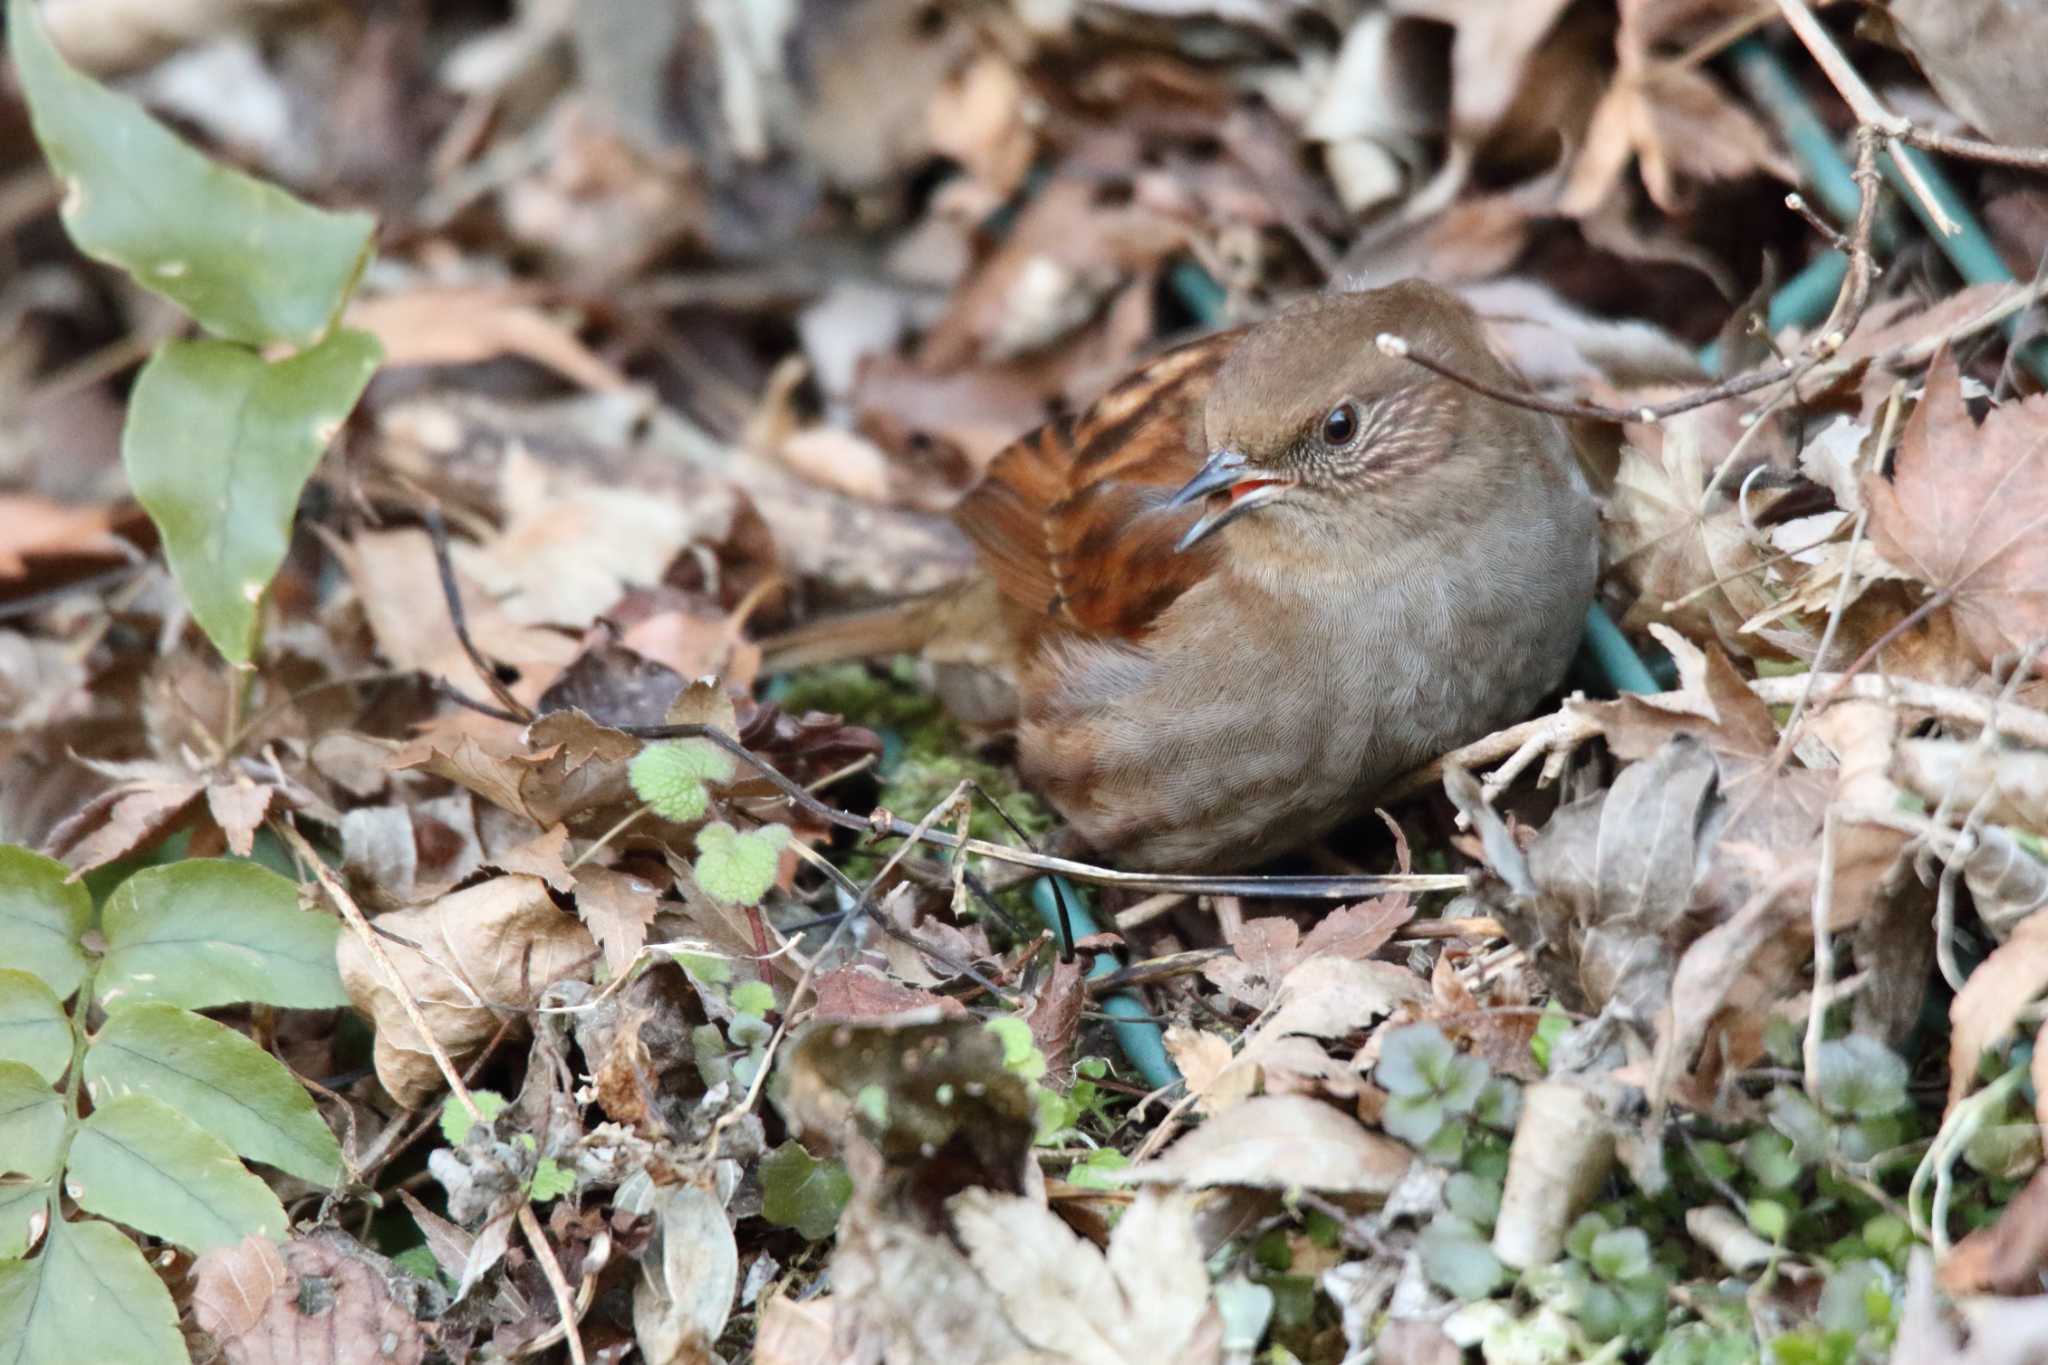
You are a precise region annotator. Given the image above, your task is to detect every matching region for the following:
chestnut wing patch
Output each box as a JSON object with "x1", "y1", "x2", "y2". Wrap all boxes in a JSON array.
[{"x1": 953, "y1": 332, "x2": 1237, "y2": 641}]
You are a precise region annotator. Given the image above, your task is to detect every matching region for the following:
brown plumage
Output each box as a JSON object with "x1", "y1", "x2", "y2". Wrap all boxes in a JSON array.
[{"x1": 764, "y1": 280, "x2": 1599, "y2": 870}]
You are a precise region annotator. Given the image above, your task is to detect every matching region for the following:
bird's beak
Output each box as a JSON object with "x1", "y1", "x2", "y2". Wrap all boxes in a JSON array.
[{"x1": 1165, "y1": 449, "x2": 1294, "y2": 552}]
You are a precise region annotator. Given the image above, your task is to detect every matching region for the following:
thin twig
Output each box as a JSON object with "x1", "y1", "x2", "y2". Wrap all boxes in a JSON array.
[
  {"x1": 1886, "y1": 121, "x2": 2048, "y2": 174},
  {"x1": 1784, "y1": 192, "x2": 1853, "y2": 256},
  {"x1": 423, "y1": 507, "x2": 532, "y2": 721},
  {"x1": 276, "y1": 818, "x2": 588, "y2": 1365},
  {"x1": 1770, "y1": 0, "x2": 1958, "y2": 236}
]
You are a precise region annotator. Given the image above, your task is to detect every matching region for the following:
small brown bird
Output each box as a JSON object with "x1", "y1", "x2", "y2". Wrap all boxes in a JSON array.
[{"x1": 766, "y1": 281, "x2": 1598, "y2": 870}]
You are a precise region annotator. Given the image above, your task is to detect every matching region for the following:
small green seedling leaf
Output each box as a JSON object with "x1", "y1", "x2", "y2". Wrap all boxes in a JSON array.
[
  {"x1": 97, "y1": 859, "x2": 348, "y2": 1012},
  {"x1": 0, "y1": 1215, "x2": 187, "y2": 1364},
  {"x1": 692, "y1": 822, "x2": 789, "y2": 906},
  {"x1": 0, "y1": 845, "x2": 92, "y2": 1002},
  {"x1": 0, "y1": 969, "x2": 72, "y2": 1083},
  {"x1": 1417, "y1": 1215, "x2": 1506, "y2": 1300},
  {"x1": 123, "y1": 330, "x2": 381, "y2": 663},
  {"x1": 9, "y1": 0, "x2": 374, "y2": 347},
  {"x1": 1376, "y1": 1023, "x2": 1455, "y2": 1098},
  {"x1": 529, "y1": 1158, "x2": 576, "y2": 1203},
  {"x1": 0, "y1": 1062, "x2": 65, "y2": 1182},
  {"x1": 630, "y1": 739, "x2": 733, "y2": 824},
  {"x1": 84, "y1": 1003, "x2": 343, "y2": 1187},
  {"x1": 65, "y1": 1093, "x2": 287, "y2": 1251},
  {"x1": 731, "y1": 980, "x2": 776, "y2": 1018},
  {"x1": 759, "y1": 1140, "x2": 852, "y2": 1241},
  {"x1": 440, "y1": 1089, "x2": 510, "y2": 1145},
  {"x1": 1588, "y1": 1227, "x2": 1653, "y2": 1283},
  {"x1": 1815, "y1": 1035, "x2": 1909, "y2": 1119}
]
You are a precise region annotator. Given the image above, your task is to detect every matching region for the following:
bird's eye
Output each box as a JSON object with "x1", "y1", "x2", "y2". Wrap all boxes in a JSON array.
[{"x1": 1321, "y1": 402, "x2": 1359, "y2": 447}]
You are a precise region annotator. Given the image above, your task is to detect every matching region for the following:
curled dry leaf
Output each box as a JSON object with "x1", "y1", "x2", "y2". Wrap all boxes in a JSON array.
[
  {"x1": 633, "y1": 1181, "x2": 740, "y2": 1365},
  {"x1": 1946, "y1": 908, "x2": 2048, "y2": 1115},
  {"x1": 335, "y1": 873, "x2": 597, "y2": 1108},
  {"x1": 1865, "y1": 349, "x2": 2048, "y2": 676},
  {"x1": 1124, "y1": 1093, "x2": 1412, "y2": 1196}
]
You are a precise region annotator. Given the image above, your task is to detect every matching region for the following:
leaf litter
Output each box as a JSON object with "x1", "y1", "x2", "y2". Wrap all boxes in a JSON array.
[{"x1": 11, "y1": 1, "x2": 2048, "y2": 1361}]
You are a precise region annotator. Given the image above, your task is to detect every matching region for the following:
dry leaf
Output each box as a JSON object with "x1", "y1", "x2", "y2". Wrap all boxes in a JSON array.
[
  {"x1": 949, "y1": 1187, "x2": 1221, "y2": 1365},
  {"x1": 1125, "y1": 1094, "x2": 1412, "y2": 1195},
  {"x1": 335, "y1": 874, "x2": 597, "y2": 1107},
  {"x1": 1947, "y1": 908, "x2": 2048, "y2": 1114},
  {"x1": 191, "y1": 1231, "x2": 429, "y2": 1365},
  {"x1": 348, "y1": 286, "x2": 631, "y2": 393},
  {"x1": 1865, "y1": 349, "x2": 2048, "y2": 675},
  {"x1": 573, "y1": 865, "x2": 661, "y2": 978}
]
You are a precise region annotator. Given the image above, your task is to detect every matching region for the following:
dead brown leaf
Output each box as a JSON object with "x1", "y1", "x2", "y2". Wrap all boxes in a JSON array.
[
  {"x1": 348, "y1": 286, "x2": 631, "y2": 393},
  {"x1": 1865, "y1": 349, "x2": 2048, "y2": 674},
  {"x1": 1125, "y1": 1094, "x2": 1412, "y2": 1196},
  {"x1": 572, "y1": 864, "x2": 660, "y2": 978},
  {"x1": 191, "y1": 1231, "x2": 429, "y2": 1365},
  {"x1": 335, "y1": 873, "x2": 597, "y2": 1108},
  {"x1": 1947, "y1": 907, "x2": 2048, "y2": 1114}
]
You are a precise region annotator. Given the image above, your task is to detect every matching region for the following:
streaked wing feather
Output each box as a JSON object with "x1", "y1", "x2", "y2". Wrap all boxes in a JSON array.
[{"x1": 953, "y1": 331, "x2": 1238, "y2": 640}]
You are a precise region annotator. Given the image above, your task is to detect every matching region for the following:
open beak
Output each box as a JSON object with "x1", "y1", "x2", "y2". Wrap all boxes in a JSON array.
[{"x1": 1164, "y1": 449, "x2": 1294, "y2": 552}]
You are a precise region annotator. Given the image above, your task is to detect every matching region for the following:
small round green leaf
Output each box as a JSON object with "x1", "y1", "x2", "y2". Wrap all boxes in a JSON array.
[
  {"x1": 1417, "y1": 1215, "x2": 1505, "y2": 1300},
  {"x1": 97, "y1": 859, "x2": 347, "y2": 1012},
  {"x1": 1814, "y1": 1035, "x2": 1910, "y2": 1119},
  {"x1": 0, "y1": 1063, "x2": 65, "y2": 1182},
  {"x1": 65, "y1": 1093, "x2": 286, "y2": 1252},
  {"x1": 629, "y1": 740, "x2": 733, "y2": 823},
  {"x1": 0, "y1": 846, "x2": 90, "y2": 1002},
  {"x1": 122, "y1": 331, "x2": 381, "y2": 664},
  {"x1": 0, "y1": 1213, "x2": 186, "y2": 1365},
  {"x1": 0, "y1": 969, "x2": 72, "y2": 1084},
  {"x1": 692, "y1": 822, "x2": 790, "y2": 906},
  {"x1": 1375, "y1": 1022, "x2": 1455, "y2": 1098},
  {"x1": 84, "y1": 1003, "x2": 342, "y2": 1187}
]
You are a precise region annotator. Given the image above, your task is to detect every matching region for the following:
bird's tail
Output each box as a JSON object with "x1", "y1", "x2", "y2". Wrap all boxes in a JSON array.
[
  {"x1": 758, "y1": 593, "x2": 956, "y2": 673},
  {"x1": 758, "y1": 578, "x2": 1016, "y2": 677}
]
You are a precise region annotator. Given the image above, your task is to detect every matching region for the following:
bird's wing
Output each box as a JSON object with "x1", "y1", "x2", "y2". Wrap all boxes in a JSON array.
[{"x1": 952, "y1": 329, "x2": 1239, "y2": 641}]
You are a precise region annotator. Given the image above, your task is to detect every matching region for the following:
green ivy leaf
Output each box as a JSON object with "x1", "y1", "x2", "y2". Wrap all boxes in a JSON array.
[
  {"x1": 758, "y1": 1140, "x2": 852, "y2": 1241},
  {"x1": 691, "y1": 822, "x2": 789, "y2": 906},
  {"x1": 0, "y1": 1063, "x2": 65, "y2": 1182},
  {"x1": 97, "y1": 859, "x2": 347, "y2": 1012},
  {"x1": 440, "y1": 1089, "x2": 509, "y2": 1145},
  {"x1": 1380, "y1": 1092, "x2": 1446, "y2": 1147},
  {"x1": 0, "y1": 1214, "x2": 186, "y2": 1364},
  {"x1": 0, "y1": 846, "x2": 91, "y2": 1002},
  {"x1": 8, "y1": 0, "x2": 373, "y2": 348},
  {"x1": 0, "y1": 969, "x2": 72, "y2": 1084},
  {"x1": 84, "y1": 1003, "x2": 342, "y2": 1187},
  {"x1": 123, "y1": 330, "x2": 381, "y2": 663},
  {"x1": 65, "y1": 1093, "x2": 286, "y2": 1251},
  {"x1": 1064, "y1": 1149, "x2": 1130, "y2": 1192},
  {"x1": 629, "y1": 740, "x2": 733, "y2": 824}
]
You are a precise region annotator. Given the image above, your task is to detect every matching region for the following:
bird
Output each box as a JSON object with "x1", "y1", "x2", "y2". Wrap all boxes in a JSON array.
[{"x1": 763, "y1": 280, "x2": 1599, "y2": 871}]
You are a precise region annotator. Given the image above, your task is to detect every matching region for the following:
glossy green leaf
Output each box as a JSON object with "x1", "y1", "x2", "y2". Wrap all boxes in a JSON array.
[
  {"x1": 0, "y1": 971, "x2": 71, "y2": 1085},
  {"x1": 7, "y1": 0, "x2": 373, "y2": 347},
  {"x1": 122, "y1": 330, "x2": 381, "y2": 663},
  {"x1": 65, "y1": 1093, "x2": 285, "y2": 1252},
  {"x1": 0, "y1": 848, "x2": 90, "y2": 1002},
  {"x1": 0, "y1": 1065, "x2": 64, "y2": 1183},
  {"x1": 0, "y1": 1181, "x2": 46, "y2": 1260},
  {"x1": 759, "y1": 1140, "x2": 851, "y2": 1241},
  {"x1": 97, "y1": 859, "x2": 346, "y2": 1012},
  {"x1": 0, "y1": 1212, "x2": 186, "y2": 1365},
  {"x1": 85, "y1": 1004, "x2": 341, "y2": 1187}
]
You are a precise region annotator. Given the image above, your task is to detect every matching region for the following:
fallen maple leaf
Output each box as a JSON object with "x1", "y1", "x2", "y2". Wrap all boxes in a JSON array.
[{"x1": 1865, "y1": 349, "x2": 2048, "y2": 674}]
